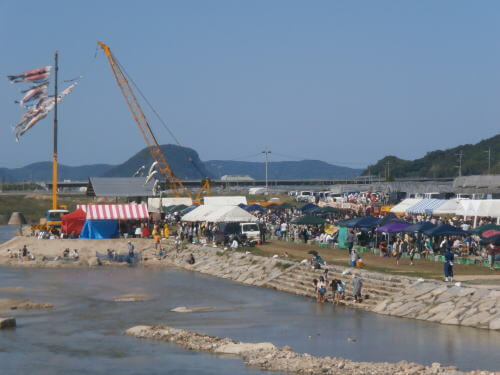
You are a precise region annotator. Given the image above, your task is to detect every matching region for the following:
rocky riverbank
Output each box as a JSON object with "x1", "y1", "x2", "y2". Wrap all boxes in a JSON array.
[
  {"x1": 126, "y1": 324, "x2": 497, "y2": 375},
  {"x1": 143, "y1": 242, "x2": 500, "y2": 331},
  {"x1": 1, "y1": 236, "x2": 500, "y2": 331}
]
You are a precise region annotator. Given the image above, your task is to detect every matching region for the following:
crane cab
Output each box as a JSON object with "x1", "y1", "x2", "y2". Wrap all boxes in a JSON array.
[{"x1": 46, "y1": 209, "x2": 69, "y2": 227}]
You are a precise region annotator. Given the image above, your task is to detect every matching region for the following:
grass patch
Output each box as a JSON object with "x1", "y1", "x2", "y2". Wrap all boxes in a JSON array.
[{"x1": 274, "y1": 262, "x2": 293, "y2": 271}]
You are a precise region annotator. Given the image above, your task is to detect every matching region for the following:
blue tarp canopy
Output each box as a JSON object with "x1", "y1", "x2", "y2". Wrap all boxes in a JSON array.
[
  {"x1": 345, "y1": 216, "x2": 379, "y2": 228},
  {"x1": 245, "y1": 204, "x2": 266, "y2": 212},
  {"x1": 80, "y1": 220, "x2": 119, "y2": 239},
  {"x1": 403, "y1": 221, "x2": 436, "y2": 233},
  {"x1": 375, "y1": 213, "x2": 407, "y2": 227},
  {"x1": 423, "y1": 224, "x2": 467, "y2": 237}
]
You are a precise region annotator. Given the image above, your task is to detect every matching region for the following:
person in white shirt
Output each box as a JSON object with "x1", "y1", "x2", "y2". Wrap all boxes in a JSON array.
[{"x1": 230, "y1": 238, "x2": 239, "y2": 249}]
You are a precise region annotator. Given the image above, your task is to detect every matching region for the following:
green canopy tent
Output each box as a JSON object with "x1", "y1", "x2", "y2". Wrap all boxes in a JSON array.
[
  {"x1": 291, "y1": 216, "x2": 326, "y2": 225},
  {"x1": 275, "y1": 202, "x2": 294, "y2": 210},
  {"x1": 315, "y1": 206, "x2": 339, "y2": 215}
]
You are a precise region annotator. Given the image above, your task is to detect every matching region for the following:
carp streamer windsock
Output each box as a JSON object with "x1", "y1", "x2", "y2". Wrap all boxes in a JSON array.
[
  {"x1": 11, "y1": 82, "x2": 77, "y2": 142},
  {"x1": 7, "y1": 66, "x2": 52, "y2": 84}
]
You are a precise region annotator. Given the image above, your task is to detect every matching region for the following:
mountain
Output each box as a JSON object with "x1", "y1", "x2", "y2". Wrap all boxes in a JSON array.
[
  {"x1": 0, "y1": 162, "x2": 113, "y2": 182},
  {"x1": 362, "y1": 134, "x2": 500, "y2": 178},
  {"x1": 102, "y1": 144, "x2": 212, "y2": 180},
  {"x1": 205, "y1": 160, "x2": 362, "y2": 180}
]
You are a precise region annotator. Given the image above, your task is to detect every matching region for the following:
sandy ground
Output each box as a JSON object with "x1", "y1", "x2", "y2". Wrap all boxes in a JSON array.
[
  {"x1": 1, "y1": 235, "x2": 498, "y2": 286},
  {"x1": 0, "y1": 236, "x2": 155, "y2": 268}
]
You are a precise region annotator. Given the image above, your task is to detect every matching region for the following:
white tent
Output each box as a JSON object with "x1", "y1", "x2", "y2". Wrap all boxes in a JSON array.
[
  {"x1": 456, "y1": 200, "x2": 482, "y2": 217},
  {"x1": 204, "y1": 206, "x2": 258, "y2": 223},
  {"x1": 181, "y1": 205, "x2": 217, "y2": 222},
  {"x1": 148, "y1": 197, "x2": 193, "y2": 212},
  {"x1": 474, "y1": 200, "x2": 500, "y2": 218},
  {"x1": 390, "y1": 199, "x2": 422, "y2": 214},
  {"x1": 433, "y1": 199, "x2": 463, "y2": 215},
  {"x1": 204, "y1": 196, "x2": 247, "y2": 206}
]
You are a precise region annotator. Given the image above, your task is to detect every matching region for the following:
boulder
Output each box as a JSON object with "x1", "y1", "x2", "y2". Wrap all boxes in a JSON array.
[{"x1": 0, "y1": 317, "x2": 16, "y2": 329}]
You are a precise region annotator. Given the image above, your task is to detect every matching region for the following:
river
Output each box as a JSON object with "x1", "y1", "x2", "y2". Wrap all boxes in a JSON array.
[{"x1": 0, "y1": 228, "x2": 499, "y2": 374}]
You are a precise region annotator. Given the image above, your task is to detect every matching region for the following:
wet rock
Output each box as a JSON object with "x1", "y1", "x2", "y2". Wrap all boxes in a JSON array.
[
  {"x1": 87, "y1": 256, "x2": 102, "y2": 267},
  {"x1": 0, "y1": 317, "x2": 16, "y2": 329},
  {"x1": 170, "y1": 306, "x2": 216, "y2": 313},
  {"x1": 114, "y1": 293, "x2": 151, "y2": 302}
]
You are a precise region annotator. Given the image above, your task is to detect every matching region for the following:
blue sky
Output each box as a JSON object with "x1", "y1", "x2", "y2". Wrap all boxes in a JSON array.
[{"x1": 0, "y1": 1, "x2": 499, "y2": 169}]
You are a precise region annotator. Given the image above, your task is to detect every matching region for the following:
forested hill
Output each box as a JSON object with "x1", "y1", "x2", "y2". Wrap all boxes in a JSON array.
[{"x1": 361, "y1": 134, "x2": 500, "y2": 178}]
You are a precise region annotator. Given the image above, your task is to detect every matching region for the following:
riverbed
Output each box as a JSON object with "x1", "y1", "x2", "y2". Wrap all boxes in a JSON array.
[{"x1": 0, "y1": 265, "x2": 499, "y2": 374}]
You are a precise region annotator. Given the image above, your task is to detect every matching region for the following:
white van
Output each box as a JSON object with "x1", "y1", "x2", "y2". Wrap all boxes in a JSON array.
[
  {"x1": 296, "y1": 191, "x2": 313, "y2": 202},
  {"x1": 240, "y1": 223, "x2": 260, "y2": 241}
]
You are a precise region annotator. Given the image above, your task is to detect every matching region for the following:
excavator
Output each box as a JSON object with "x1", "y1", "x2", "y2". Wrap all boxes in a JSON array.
[{"x1": 98, "y1": 42, "x2": 210, "y2": 204}]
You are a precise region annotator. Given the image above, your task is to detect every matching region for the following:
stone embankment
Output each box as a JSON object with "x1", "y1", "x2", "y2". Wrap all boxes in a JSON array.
[
  {"x1": 374, "y1": 282, "x2": 500, "y2": 330},
  {"x1": 146, "y1": 243, "x2": 500, "y2": 331},
  {"x1": 126, "y1": 324, "x2": 496, "y2": 375}
]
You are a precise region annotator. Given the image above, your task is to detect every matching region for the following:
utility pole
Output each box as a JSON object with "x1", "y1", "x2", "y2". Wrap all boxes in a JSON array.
[
  {"x1": 385, "y1": 160, "x2": 391, "y2": 180},
  {"x1": 52, "y1": 50, "x2": 59, "y2": 210},
  {"x1": 456, "y1": 150, "x2": 463, "y2": 177},
  {"x1": 485, "y1": 148, "x2": 491, "y2": 175},
  {"x1": 261, "y1": 147, "x2": 271, "y2": 195}
]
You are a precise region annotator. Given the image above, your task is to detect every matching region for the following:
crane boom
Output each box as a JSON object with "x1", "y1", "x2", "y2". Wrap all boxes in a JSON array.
[{"x1": 98, "y1": 41, "x2": 191, "y2": 198}]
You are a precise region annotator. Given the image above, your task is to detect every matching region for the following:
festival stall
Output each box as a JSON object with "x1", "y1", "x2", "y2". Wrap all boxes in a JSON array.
[
  {"x1": 77, "y1": 203, "x2": 149, "y2": 239},
  {"x1": 61, "y1": 209, "x2": 86, "y2": 236}
]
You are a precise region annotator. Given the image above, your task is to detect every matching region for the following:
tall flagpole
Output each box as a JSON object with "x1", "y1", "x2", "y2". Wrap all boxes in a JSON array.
[{"x1": 52, "y1": 51, "x2": 58, "y2": 210}]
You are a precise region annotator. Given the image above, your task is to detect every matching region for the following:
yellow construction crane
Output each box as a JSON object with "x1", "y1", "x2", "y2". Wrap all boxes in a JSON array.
[{"x1": 98, "y1": 42, "x2": 210, "y2": 203}]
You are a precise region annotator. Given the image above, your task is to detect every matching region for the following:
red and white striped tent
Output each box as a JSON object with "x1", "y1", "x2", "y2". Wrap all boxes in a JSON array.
[{"x1": 77, "y1": 203, "x2": 149, "y2": 220}]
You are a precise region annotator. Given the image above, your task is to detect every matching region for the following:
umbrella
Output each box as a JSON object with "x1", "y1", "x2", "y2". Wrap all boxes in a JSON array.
[
  {"x1": 424, "y1": 224, "x2": 467, "y2": 237},
  {"x1": 376, "y1": 222, "x2": 411, "y2": 233},
  {"x1": 308, "y1": 250, "x2": 319, "y2": 256},
  {"x1": 482, "y1": 230, "x2": 500, "y2": 238},
  {"x1": 480, "y1": 234, "x2": 500, "y2": 246},
  {"x1": 291, "y1": 216, "x2": 326, "y2": 225},
  {"x1": 402, "y1": 221, "x2": 436, "y2": 233},
  {"x1": 470, "y1": 224, "x2": 500, "y2": 236}
]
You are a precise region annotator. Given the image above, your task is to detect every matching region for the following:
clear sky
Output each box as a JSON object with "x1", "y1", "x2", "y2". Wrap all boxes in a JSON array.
[{"x1": 0, "y1": 1, "x2": 499, "y2": 169}]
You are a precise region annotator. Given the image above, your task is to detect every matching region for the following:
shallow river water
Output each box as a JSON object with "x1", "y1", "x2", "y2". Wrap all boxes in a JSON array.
[
  {"x1": 0, "y1": 227, "x2": 499, "y2": 374},
  {"x1": 0, "y1": 266, "x2": 499, "y2": 374}
]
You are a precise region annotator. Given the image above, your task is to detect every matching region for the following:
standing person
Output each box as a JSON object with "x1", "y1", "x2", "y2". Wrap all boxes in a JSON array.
[
  {"x1": 350, "y1": 249, "x2": 359, "y2": 267},
  {"x1": 443, "y1": 246, "x2": 454, "y2": 282},
  {"x1": 352, "y1": 274, "x2": 362, "y2": 303},
  {"x1": 259, "y1": 223, "x2": 266, "y2": 244},
  {"x1": 399, "y1": 239, "x2": 408, "y2": 265},
  {"x1": 335, "y1": 280, "x2": 345, "y2": 304},
  {"x1": 487, "y1": 243, "x2": 496, "y2": 270},
  {"x1": 330, "y1": 279, "x2": 338, "y2": 303},
  {"x1": 22, "y1": 245, "x2": 28, "y2": 258},
  {"x1": 317, "y1": 276, "x2": 327, "y2": 303},
  {"x1": 322, "y1": 269, "x2": 329, "y2": 283},
  {"x1": 153, "y1": 231, "x2": 161, "y2": 251},
  {"x1": 280, "y1": 221, "x2": 288, "y2": 240},
  {"x1": 347, "y1": 230, "x2": 354, "y2": 255}
]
